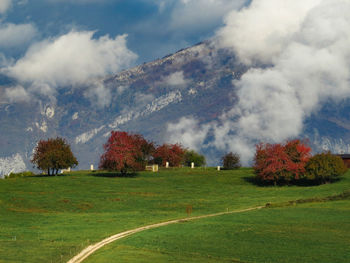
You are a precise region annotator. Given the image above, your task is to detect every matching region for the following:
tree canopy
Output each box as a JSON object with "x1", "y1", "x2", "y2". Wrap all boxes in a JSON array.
[
  {"x1": 99, "y1": 131, "x2": 154, "y2": 174},
  {"x1": 31, "y1": 137, "x2": 78, "y2": 176},
  {"x1": 254, "y1": 139, "x2": 311, "y2": 184}
]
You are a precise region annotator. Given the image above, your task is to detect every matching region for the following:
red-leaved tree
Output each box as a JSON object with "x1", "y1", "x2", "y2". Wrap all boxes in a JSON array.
[
  {"x1": 254, "y1": 139, "x2": 311, "y2": 184},
  {"x1": 153, "y1": 143, "x2": 185, "y2": 167},
  {"x1": 99, "y1": 131, "x2": 154, "y2": 174}
]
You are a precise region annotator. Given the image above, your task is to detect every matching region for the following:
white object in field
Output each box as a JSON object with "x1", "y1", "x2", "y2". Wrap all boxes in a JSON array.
[
  {"x1": 191, "y1": 162, "x2": 194, "y2": 168},
  {"x1": 217, "y1": 166, "x2": 220, "y2": 171},
  {"x1": 90, "y1": 164, "x2": 94, "y2": 171},
  {"x1": 61, "y1": 167, "x2": 71, "y2": 173},
  {"x1": 166, "y1": 162, "x2": 169, "y2": 168}
]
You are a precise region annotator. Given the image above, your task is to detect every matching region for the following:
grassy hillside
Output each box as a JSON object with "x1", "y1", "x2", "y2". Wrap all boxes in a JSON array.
[
  {"x1": 0, "y1": 168, "x2": 349, "y2": 262},
  {"x1": 86, "y1": 200, "x2": 350, "y2": 263}
]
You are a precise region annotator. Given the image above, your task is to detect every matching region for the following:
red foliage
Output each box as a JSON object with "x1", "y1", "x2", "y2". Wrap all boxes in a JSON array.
[
  {"x1": 99, "y1": 131, "x2": 154, "y2": 174},
  {"x1": 254, "y1": 139, "x2": 311, "y2": 184},
  {"x1": 153, "y1": 143, "x2": 185, "y2": 167}
]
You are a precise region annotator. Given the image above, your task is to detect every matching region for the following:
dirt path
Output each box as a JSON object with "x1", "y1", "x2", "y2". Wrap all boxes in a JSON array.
[{"x1": 67, "y1": 206, "x2": 265, "y2": 263}]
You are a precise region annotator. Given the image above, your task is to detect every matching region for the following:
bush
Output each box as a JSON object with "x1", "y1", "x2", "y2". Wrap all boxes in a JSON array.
[
  {"x1": 6, "y1": 171, "x2": 35, "y2": 179},
  {"x1": 254, "y1": 139, "x2": 311, "y2": 185},
  {"x1": 221, "y1": 152, "x2": 241, "y2": 170},
  {"x1": 305, "y1": 152, "x2": 347, "y2": 184},
  {"x1": 183, "y1": 150, "x2": 206, "y2": 167}
]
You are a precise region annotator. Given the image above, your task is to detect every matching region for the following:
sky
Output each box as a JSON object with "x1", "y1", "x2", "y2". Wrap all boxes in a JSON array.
[{"x1": 0, "y1": 0, "x2": 248, "y2": 64}]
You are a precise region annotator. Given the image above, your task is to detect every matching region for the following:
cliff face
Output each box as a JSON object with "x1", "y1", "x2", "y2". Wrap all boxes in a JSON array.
[{"x1": 0, "y1": 41, "x2": 349, "y2": 174}]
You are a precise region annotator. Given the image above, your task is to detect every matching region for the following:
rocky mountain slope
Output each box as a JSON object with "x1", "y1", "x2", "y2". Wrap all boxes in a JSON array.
[{"x1": 0, "y1": 41, "x2": 349, "y2": 175}]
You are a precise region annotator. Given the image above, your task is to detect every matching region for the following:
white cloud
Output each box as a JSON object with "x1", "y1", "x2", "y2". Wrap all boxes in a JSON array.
[
  {"x1": 83, "y1": 79, "x2": 112, "y2": 108},
  {"x1": 5, "y1": 31, "x2": 137, "y2": 96},
  {"x1": 216, "y1": 0, "x2": 323, "y2": 65},
  {"x1": 0, "y1": 23, "x2": 37, "y2": 48},
  {"x1": 5, "y1": 85, "x2": 31, "y2": 103},
  {"x1": 0, "y1": 0, "x2": 11, "y2": 14},
  {"x1": 163, "y1": 71, "x2": 188, "y2": 86},
  {"x1": 169, "y1": 0, "x2": 350, "y2": 165},
  {"x1": 167, "y1": 117, "x2": 211, "y2": 151}
]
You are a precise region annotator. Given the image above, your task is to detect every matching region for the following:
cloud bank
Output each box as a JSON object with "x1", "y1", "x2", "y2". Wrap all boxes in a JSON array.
[
  {"x1": 168, "y1": 0, "x2": 350, "y2": 165},
  {"x1": 4, "y1": 30, "x2": 137, "y2": 105},
  {"x1": 6, "y1": 31, "x2": 136, "y2": 87}
]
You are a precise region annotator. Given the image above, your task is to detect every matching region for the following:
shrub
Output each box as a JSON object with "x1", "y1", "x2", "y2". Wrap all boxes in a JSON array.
[
  {"x1": 6, "y1": 171, "x2": 35, "y2": 179},
  {"x1": 305, "y1": 152, "x2": 347, "y2": 184},
  {"x1": 254, "y1": 139, "x2": 311, "y2": 185},
  {"x1": 221, "y1": 152, "x2": 241, "y2": 170},
  {"x1": 183, "y1": 150, "x2": 206, "y2": 167}
]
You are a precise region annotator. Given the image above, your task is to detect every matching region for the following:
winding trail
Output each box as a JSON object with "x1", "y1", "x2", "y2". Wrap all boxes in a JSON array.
[{"x1": 67, "y1": 206, "x2": 265, "y2": 263}]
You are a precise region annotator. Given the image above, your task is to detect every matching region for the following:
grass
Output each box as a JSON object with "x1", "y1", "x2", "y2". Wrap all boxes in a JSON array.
[
  {"x1": 86, "y1": 200, "x2": 350, "y2": 263},
  {"x1": 0, "y1": 168, "x2": 349, "y2": 262}
]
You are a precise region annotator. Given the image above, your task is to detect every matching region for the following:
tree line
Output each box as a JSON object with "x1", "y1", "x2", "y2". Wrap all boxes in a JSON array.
[
  {"x1": 31, "y1": 131, "x2": 206, "y2": 176},
  {"x1": 30, "y1": 133, "x2": 347, "y2": 185}
]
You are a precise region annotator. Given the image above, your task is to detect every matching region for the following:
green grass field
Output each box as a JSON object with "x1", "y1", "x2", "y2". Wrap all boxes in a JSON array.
[{"x1": 0, "y1": 168, "x2": 349, "y2": 263}]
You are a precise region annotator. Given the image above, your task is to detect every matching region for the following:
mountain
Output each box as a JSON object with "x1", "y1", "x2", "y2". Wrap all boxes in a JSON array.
[{"x1": 0, "y1": 41, "x2": 349, "y2": 176}]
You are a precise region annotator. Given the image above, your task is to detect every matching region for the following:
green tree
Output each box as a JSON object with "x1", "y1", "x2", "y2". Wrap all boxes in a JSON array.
[
  {"x1": 305, "y1": 152, "x2": 347, "y2": 184},
  {"x1": 31, "y1": 137, "x2": 78, "y2": 176},
  {"x1": 183, "y1": 150, "x2": 206, "y2": 167}
]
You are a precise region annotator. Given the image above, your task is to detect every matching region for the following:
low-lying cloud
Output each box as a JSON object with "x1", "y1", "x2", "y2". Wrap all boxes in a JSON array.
[
  {"x1": 167, "y1": 117, "x2": 211, "y2": 151},
  {"x1": 4, "y1": 85, "x2": 31, "y2": 103},
  {"x1": 168, "y1": 0, "x2": 350, "y2": 165},
  {"x1": 163, "y1": 71, "x2": 188, "y2": 87}
]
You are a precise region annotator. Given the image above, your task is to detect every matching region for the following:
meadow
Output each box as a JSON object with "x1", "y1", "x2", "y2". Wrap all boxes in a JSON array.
[{"x1": 0, "y1": 168, "x2": 349, "y2": 262}]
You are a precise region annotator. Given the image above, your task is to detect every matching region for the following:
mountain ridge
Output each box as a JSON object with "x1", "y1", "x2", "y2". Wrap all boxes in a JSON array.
[{"x1": 0, "y1": 41, "x2": 349, "y2": 175}]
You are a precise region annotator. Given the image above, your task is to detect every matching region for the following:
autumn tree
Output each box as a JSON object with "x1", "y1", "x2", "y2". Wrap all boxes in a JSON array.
[
  {"x1": 254, "y1": 139, "x2": 311, "y2": 185},
  {"x1": 153, "y1": 143, "x2": 185, "y2": 167},
  {"x1": 31, "y1": 137, "x2": 78, "y2": 176},
  {"x1": 99, "y1": 131, "x2": 154, "y2": 174}
]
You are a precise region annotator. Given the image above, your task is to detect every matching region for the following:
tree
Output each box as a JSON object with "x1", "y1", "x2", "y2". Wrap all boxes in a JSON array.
[
  {"x1": 254, "y1": 139, "x2": 311, "y2": 184},
  {"x1": 221, "y1": 152, "x2": 241, "y2": 170},
  {"x1": 99, "y1": 131, "x2": 154, "y2": 174},
  {"x1": 31, "y1": 137, "x2": 78, "y2": 176},
  {"x1": 184, "y1": 150, "x2": 206, "y2": 167},
  {"x1": 305, "y1": 152, "x2": 347, "y2": 184},
  {"x1": 153, "y1": 143, "x2": 185, "y2": 167}
]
